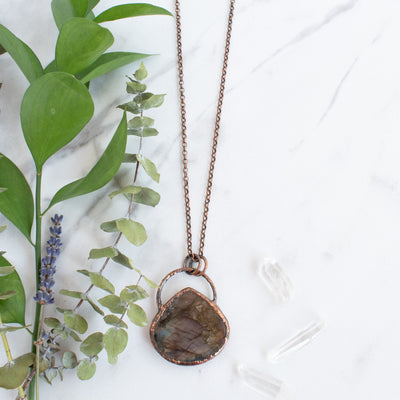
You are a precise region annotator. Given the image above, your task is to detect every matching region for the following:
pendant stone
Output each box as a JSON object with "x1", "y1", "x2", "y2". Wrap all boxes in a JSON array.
[{"x1": 150, "y1": 287, "x2": 229, "y2": 365}]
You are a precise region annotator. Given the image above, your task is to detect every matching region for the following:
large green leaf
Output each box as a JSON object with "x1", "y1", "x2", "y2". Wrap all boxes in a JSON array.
[
  {"x1": 94, "y1": 4, "x2": 172, "y2": 23},
  {"x1": 56, "y1": 18, "x2": 114, "y2": 74},
  {"x1": 21, "y1": 72, "x2": 94, "y2": 169},
  {"x1": 76, "y1": 52, "x2": 150, "y2": 83},
  {"x1": 51, "y1": 0, "x2": 89, "y2": 30},
  {"x1": 0, "y1": 353, "x2": 35, "y2": 389},
  {"x1": 0, "y1": 154, "x2": 34, "y2": 241},
  {"x1": 0, "y1": 24, "x2": 43, "y2": 83},
  {"x1": 47, "y1": 113, "x2": 127, "y2": 209},
  {"x1": 0, "y1": 255, "x2": 25, "y2": 325}
]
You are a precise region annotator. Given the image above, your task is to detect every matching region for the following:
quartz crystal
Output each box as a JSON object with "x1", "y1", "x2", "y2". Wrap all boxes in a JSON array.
[
  {"x1": 151, "y1": 288, "x2": 228, "y2": 365},
  {"x1": 237, "y1": 365, "x2": 290, "y2": 399},
  {"x1": 258, "y1": 258, "x2": 294, "y2": 302},
  {"x1": 267, "y1": 319, "x2": 326, "y2": 363}
]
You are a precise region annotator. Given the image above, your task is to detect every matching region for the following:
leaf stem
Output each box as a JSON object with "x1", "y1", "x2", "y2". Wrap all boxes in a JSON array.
[
  {"x1": 0, "y1": 314, "x2": 27, "y2": 399},
  {"x1": 29, "y1": 168, "x2": 43, "y2": 400}
]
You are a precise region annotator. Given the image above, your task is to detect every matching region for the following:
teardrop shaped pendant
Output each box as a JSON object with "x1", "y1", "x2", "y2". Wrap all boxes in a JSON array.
[{"x1": 150, "y1": 257, "x2": 229, "y2": 365}]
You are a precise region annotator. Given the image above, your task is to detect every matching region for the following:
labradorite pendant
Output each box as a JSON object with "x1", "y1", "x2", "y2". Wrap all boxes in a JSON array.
[{"x1": 150, "y1": 265, "x2": 229, "y2": 365}]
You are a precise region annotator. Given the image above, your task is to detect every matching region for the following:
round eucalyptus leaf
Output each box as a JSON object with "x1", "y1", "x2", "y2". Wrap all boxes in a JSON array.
[
  {"x1": 127, "y1": 304, "x2": 148, "y2": 327},
  {"x1": 62, "y1": 351, "x2": 78, "y2": 369},
  {"x1": 20, "y1": 72, "x2": 94, "y2": 169},
  {"x1": 103, "y1": 327, "x2": 128, "y2": 364},
  {"x1": 63, "y1": 311, "x2": 88, "y2": 334},
  {"x1": 0, "y1": 353, "x2": 35, "y2": 389},
  {"x1": 77, "y1": 359, "x2": 96, "y2": 380},
  {"x1": 80, "y1": 332, "x2": 103, "y2": 357}
]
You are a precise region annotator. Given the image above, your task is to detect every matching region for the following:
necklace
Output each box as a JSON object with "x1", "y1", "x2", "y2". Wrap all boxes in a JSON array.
[{"x1": 149, "y1": 0, "x2": 235, "y2": 366}]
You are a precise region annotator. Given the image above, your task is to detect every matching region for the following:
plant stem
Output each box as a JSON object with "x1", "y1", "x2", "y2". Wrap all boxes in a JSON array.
[
  {"x1": 0, "y1": 315, "x2": 26, "y2": 399},
  {"x1": 29, "y1": 169, "x2": 43, "y2": 400}
]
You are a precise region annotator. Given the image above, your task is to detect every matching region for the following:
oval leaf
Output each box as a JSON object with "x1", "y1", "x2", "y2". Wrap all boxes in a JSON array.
[
  {"x1": 56, "y1": 18, "x2": 114, "y2": 74},
  {"x1": 80, "y1": 332, "x2": 103, "y2": 356},
  {"x1": 132, "y1": 186, "x2": 160, "y2": 207},
  {"x1": 127, "y1": 303, "x2": 147, "y2": 327},
  {"x1": 51, "y1": 0, "x2": 89, "y2": 30},
  {"x1": 120, "y1": 285, "x2": 148, "y2": 303},
  {"x1": 136, "y1": 154, "x2": 160, "y2": 183},
  {"x1": 103, "y1": 314, "x2": 127, "y2": 329},
  {"x1": 47, "y1": 112, "x2": 127, "y2": 209},
  {"x1": 59, "y1": 289, "x2": 84, "y2": 299},
  {"x1": 103, "y1": 327, "x2": 128, "y2": 364},
  {"x1": 62, "y1": 351, "x2": 78, "y2": 369},
  {"x1": 116, "y1": 218, "x2": 147, "y2": 246},
  {"x1": 98, "y1": 295, "x2": 126, "y2": 314},
  {"x1": 88, "y1": 272, "x2": 115, "y2": 294},
  {"x1": 94, "y1": 4, "x2": 172, "y2": 23},
  {"x1": 64, "y1": 311, "x2": 88, "y2": 334},
  {"x1": 0, "y1": 353, "x2": 35, "y2": 389},
  {"x1": 0, "y1": 24, "x2": 43, "y2": 83},
  {"x1": 21, "y1": 72, "x2": 94, "y2": 169},
  {"x1": 77, "y1": 359, "x2": 96, "y2": 380},
  {"x1": 88, "y1": 247, "x2": 117, "y2": 259},
  {"x1": 0, "y1": 255, "x2": 25, "y2": 325},
  {"x1": 76, "y1": 52, "x2": 150, "y2": 83},
  {"x1": 0, "y1": 154, "x2": 34, "y2": 241},
  {"x1": 108, "y1": 185, "x2": 142, "y2": 199}
]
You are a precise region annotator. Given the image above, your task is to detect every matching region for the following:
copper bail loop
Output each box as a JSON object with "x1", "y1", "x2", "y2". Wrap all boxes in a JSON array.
[{"x1": 183, "y1": 254, "x2": 208, "y2": 276}]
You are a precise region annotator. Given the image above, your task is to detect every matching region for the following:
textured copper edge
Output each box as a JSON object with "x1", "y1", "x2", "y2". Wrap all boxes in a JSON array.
[{"x1": 150, "y1": 286, "x2": 230, "y2": 366}]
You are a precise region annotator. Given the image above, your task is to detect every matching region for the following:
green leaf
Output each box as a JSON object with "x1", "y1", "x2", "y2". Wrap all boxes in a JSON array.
[
  {"x1": 76, "y1": 52, "x2": 150, "y2": 83},
  {"x1": 44, "y1": 317, "x2": 61, "y2": 328},
  {"x1": 51, "y1": 0, "x2": 89, "y2": 30},
  {"x1": 80, "y1": 332, "x2": 103, "y2": 356},
  {"x1": 140, "y1": 93, "x2": 165, "y2": 110},
  {"x1": 59, "y1": 289, "x2": 84, "y2": 299},
  {"x1": 122, "y1": 153, "x2": 138, "y2": 163},
  {"x1": 0, "y1": 353, "x2": 35, "y2": 389},
  {"x1": 134, "y1": 62, "x2": 148, "y2": 81},
  {"x1": 120, "y1": 285, "x2": 148, "y2": 303},
  {"x1": 103, "y1": 327, "x2": 128, "y2": 364},
  {"x1": 56, "y1": 18, "x2": 114, "y2": 74},
  {"x1": 0, "y1": 226, "x2": 6, "y2": 233},
  {"x1": 86, "y1": 0, "x2": 100, "y2": 13},
  {"x1": 137, "y1": 154, "x2": 160, "y2": 183},
  {"x1": 0, "y1": 24, "x2": 43, "y2": 83},
  {"x1": 43, "y1": 59, "x2": 57, "y2": 73},
  {"x1": 126, "y1": 80, "x2": 146, "y2": 94},
  {"x1": 77, "y1": 269, "x2": 90, "y2": 277},
  {"x1": 88, "y1": 272, "x2": 115, "y2": 294},
  {"x1": 118, "y1": 101, "x2": 141, "y2": 114},
  {"x1": 103, "y1": 314, "x2": 127, "y2": 329},
  {"x1": 0, "y1": 324, "x2": 29, "y2": 334},
  {"x1": 77, "y1": 359, "x2": 96, "y2": 380},
  {"x1": 21, "y1": 72, "x2": 94, "y2": 169},
  {"x1": 0, "y1": 154, "x2": 34, "y2": 242},
  {"x1": 127, "y1": 303, "x2": 147, "y2": 327},
  {"x1": 85, "y1": 297, "x2": 104, "y2": 316},
  {"x1": 131, "y1": 186, "x2": 160, "y2": 207},
  {"x1": 0, "y1": 266, "x2": 14, "y2": 277},
  {"x1": 0, "y1": 291, "x2": 16, "y2": 300},
  {"x1": 62, "y1": 351, "x2": 78, "y2": 369},
  {"x1": 128, "y1": 116, "x2": 154, "y2": 129},
  {"x1": 98, "y1": 295, "x2": 126, "y2": 314},
  {"x1": 116, "y1": 218, "x2": 147, "y2": 246},
  {"x1": 0, "y1": 44, "x2": 5, "y2": 55},
  {"x1": 48, "y1": 112, "x2": 127, "y2": 208},
  {"x1": 143, "y1": 276, "x2": 158, "y2": 288},
  {"x1": 0, "y1": 255, "x2": 25, "y2": 325},
  {"x1": 128, "y1": 127, "x2": 159, "y2": 137},
  {"x1": 108, "y1": 185, "x2": 141, "y2": 199},
  {"x1": 68, "y1": 330, "x2": 82, "y2": 342},
  {"x1": 64, "y1": 311, "x2": 88, "y2": 334},
  {"x1": 111, "y1": 250, "x2": 136, "y2": 271},
  {"x1": 94, "y1": 4, "x2": 172, "y2": 23},
  {"x1": 89, "y1": 247, "x2": 117, "y2": 259},
  {"x1": 100, "y1": 220, "x2": 119, "y2": 233}
]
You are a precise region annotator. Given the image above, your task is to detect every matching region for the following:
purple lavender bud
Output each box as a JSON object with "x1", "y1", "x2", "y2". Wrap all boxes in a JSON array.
[{"x1": 34, "y1": 215, "x2": 63, "y2": 305}]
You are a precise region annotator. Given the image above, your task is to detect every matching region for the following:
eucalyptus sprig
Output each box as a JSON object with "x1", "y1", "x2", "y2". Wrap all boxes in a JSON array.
[
  {"x1": 49, "y1": 63, "x2": 163, "y2": 378},
  {"x1": 0, "y1": 2, "x2": 171, "y2": 399}
]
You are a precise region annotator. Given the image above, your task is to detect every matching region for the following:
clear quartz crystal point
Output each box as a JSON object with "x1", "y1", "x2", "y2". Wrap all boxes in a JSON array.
[
  {"x1": 267, "y1": 319, "x2": 326, "y2": 363},
  {"x1": 237, "y1": 365, "x2": 290, "y2": 399},
  {"x1": 258, "y1": 258, "x2": 294, "y2": 302}
]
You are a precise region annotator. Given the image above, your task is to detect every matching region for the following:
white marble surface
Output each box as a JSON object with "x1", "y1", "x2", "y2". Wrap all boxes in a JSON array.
[{"x1": 1, "y1": 0, "x2": 400, "y2": 398}]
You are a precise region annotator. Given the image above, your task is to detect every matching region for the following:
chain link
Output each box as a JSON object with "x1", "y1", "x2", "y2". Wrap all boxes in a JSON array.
[{"x1": 175, "y1": 0, "x2": 235, "y2": 259}]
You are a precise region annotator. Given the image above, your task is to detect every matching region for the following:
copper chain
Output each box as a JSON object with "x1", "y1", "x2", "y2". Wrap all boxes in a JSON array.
[{"x1": 175, "y1": 0, "x2": 235, "y2": 259}]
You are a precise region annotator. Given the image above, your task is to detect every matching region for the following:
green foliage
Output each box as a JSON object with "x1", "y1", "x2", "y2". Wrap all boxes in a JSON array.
[
  {"x1": 116, "y1": 218, "x2": 147, "y2": 246},
  {"x1": 77, "y1": 358, "x2": 96, "y2": 380},
  {"x1": 0, "y1": 291, "x2": 16, "y2": 300},
  {"x1": 21, "y1": 72, "x2": 94, "y2": 169},
  {"x1": 47, "y1": 112, "x2": 127, "y2": 209},
  {"x1": 137, "y1": 154, "x2": 160, "y2": 182},
  {"x1": 103, "y1": 327, "x2": 128, "y2": 364},
  {"x1": 0, "y1": 255, "x2": 25, "y2": 325},
  {"x1": 103, "y1": 314, "x2": 127, "y2": 329},
  {"x1": 120, "y1": 285, "x2": 148, "y2": 303},
  {"x1": 63, "y1": 311, "x2": 88, "y2": 334},
  {"x1": 56, "y1": 18, "x2": 114, "y2": 74},
  {"x1": 60, "y1": 289, "x2": 85, "y2": 299},
  {"x1": 98, "y1": 295, "x2": 126, "y2": 314},
  {"x1": 0, "y1": 24, "x2": 43, "y2": 83},
  {"x1": 0, "y1": 353, "x2": 35, "y2": 389},
  {"x1": 94, "y1": 4, "x2": 172, "y2": 23},
  {"x1": 88, "y1": 272, "x2": 115, "y2": 294},
  {"x1": 89, "y1": 247, "x2": 118, "y2": 259},
  {"x1": 62, "y1": 351, "x2": 78, "y2": 369},
  {"x1": 51, "y1": 0, "x2": 89, "y2": 30},
  {"x1": 127, "y1": 304, "x2": 147, "y2": 327},
  {"x1": 80, "y1": 332, "x2": 103, "y2": 356},
  {"x1": 0, "y1": 154, "x2": 34, "y2": 242}
]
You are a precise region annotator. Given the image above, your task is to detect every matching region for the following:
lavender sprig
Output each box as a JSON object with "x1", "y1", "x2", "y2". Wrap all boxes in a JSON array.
[{"x1": 34, "y1": 215, "x2": 63, "y2": 305}]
